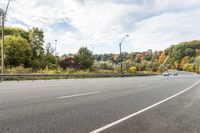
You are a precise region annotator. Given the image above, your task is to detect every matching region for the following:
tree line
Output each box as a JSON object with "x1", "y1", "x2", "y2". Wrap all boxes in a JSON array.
[
  {"x1": 60, "y1": 41, "x2": 200, "y2": 73},
  {"x1": 0, "y1": 27, "x2": 56, "y2": 71},
  {"x1": 1, "y1": 26, "x2": 200, "y2": 74},
  {"x1": 0, "y1": 27, "x2": 95, "y2": 72}
]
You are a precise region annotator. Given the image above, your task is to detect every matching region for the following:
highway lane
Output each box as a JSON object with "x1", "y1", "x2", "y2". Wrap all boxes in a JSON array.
[
  {"x1": 0, "y1": 74, "x2": 200, "y2": 133},
  {"x1": 100, "y1": 80, "x2": 200, "y2": 133}
]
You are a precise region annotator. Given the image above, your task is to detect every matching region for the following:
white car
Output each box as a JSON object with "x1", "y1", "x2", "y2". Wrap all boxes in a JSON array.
[{"x1": 162, "y1": 72, "x2": 169, "y2": 76}]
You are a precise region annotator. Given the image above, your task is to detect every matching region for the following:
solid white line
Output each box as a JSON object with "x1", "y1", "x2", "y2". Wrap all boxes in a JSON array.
[
  {"x1": 89, "y1": 80, "x2": 200, "y2": 133},
  {"x1": 58, "y1": 91, "x2": 100, "y2": 99}
]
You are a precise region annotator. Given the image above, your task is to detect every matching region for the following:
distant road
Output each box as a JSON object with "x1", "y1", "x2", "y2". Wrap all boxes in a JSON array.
[{"x1": 0, "y1": 72, "x2": 200, "y2": 133}]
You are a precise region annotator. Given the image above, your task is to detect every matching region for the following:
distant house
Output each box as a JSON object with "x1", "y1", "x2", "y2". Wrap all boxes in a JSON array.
[{"x1": 59, "y1": 57, "x2": 80, "y2": 70}]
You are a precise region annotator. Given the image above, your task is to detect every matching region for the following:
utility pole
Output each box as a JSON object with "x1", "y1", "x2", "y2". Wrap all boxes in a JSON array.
[
  {"x1": 1, "y1": 0, "x2": 11, "y2": 81},
  {"x1": 119, "y1": 35, "x2": 129, "y2": 74},
  {"x1": 1, "y1": 15, "x2": 5, "y2": 76}
]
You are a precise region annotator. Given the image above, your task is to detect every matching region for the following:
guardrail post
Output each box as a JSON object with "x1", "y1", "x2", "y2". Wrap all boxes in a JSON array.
[
  {"x1": 1, "y1": 74, "x2": 4, "y2": 82},
  {"x1": 32, "y1": 76, "x2": 34, "y2": 82}
]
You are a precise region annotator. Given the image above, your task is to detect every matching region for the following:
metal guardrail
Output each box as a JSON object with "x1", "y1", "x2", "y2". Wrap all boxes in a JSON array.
[{"x1": 0, "y1": 73, "x2": 135, "y2": 82}]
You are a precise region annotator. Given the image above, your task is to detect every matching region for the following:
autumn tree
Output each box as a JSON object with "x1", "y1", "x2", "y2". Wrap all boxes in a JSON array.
[{"x1": 158, "y1": 52, "x2": 166, "y2": 64}]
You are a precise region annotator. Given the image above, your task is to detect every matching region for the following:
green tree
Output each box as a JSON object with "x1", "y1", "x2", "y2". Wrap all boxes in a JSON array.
[
  {"x1": 94, "y1": 61, "x2": 114, "y2": 70},
  {"x1": 44, "y1": 43, "x2": 56, "y2": 68},
  {"x1": 28, "y1": 27, "x2": 46, "y2": 70},
  {"x1": 1, "y1": 27, "x2": 29, "y2": 41},
  {"x1": 74, "y1": 47, "x2": 94, "y2": 70},
  {"x1": 28, "y1": 27, "x2": 44, "y2": 59},
  {"x1": 185, "y1": 48, "x2": 195, "y2": 57},
  {"x1": 194, "y1": 56, "x2": 200, "y2": 72},
  {"x1": 0, "y1": 35, "x2": 32, "y2": 67}
]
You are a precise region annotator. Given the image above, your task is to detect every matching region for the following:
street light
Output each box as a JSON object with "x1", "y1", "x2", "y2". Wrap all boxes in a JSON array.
[
  {"x1": 55, "y1": 40, "x2": 57, "y2": 56},
  {"x1": 1, "y1": 0, "x2": 11, "y2": 78},
  {"x1": 119, "y1": 34, "x2": 129, "y2": 74}
]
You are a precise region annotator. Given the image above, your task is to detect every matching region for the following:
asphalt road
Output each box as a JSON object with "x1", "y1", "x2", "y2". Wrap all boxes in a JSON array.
[{"x1": 0, "y1": 73, "x2": 200, "y2": 133}]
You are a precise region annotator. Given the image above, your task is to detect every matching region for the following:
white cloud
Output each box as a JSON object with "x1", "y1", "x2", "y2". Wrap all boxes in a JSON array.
[
  {"x1": 1, "y1": 0, "x2": 200, "y2": 54},
  {"x1": 132, "y1": 8, "x2": 200, "y2": 52}
]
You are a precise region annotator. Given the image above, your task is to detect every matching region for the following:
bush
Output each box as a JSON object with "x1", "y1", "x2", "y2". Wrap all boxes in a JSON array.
[
  {"x1": 94, "y1": 61, "x2": 114, "y2": 70},
  {"x1": 128, "y1": 66, "x2": 137, "y2": 73},
  {"x1": 6, "y1": 66, "x2": 32, "y2": 74}
]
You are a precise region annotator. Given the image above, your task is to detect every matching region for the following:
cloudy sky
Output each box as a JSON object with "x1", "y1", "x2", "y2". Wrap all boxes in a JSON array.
[{"x1": 1, "y1": 0, "x2": 200, "y2": 54}]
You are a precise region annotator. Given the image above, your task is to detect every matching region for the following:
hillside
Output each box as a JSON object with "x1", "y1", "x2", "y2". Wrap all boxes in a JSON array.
[
  {"x1": 163, "y1": 40, "x2": 200, "y2": 72},
  {"x1": 91, "y1": 40, "x2": 200, "y2": 73}
]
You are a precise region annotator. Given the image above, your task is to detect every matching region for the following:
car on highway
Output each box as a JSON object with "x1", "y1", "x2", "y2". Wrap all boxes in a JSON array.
[
  {"x1": 173, "y1": 72, "x2": 178, "y2": 76},
  {"x1": 162, "y1": 71, "x2": 169, "y2": 76}
]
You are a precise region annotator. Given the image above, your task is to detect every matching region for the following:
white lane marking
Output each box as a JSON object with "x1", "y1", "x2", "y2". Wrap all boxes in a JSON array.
[
  {"x1": 137, "y1": 84, "x2": 148, "y2": 87},
  {"x1": 58, "y1": 91, "x2": 100, "y2": 99},
  {"x1": 89, "y1": 80, "x2": 200, "y2": 133}
]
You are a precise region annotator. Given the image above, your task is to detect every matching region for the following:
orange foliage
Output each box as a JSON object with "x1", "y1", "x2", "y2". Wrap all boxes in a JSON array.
[
  {"x1": 158, "y1": 53, "x2": 166, "y2": 64},
  {"x1": 180, "y1": 56, "x2": 190, "y2": 67}
]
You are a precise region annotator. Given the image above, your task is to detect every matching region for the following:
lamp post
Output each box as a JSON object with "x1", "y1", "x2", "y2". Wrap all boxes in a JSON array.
[
  {"x1": 1, "y1": 0, "x2": 11, "y2": 79},
  {"x1": 55, "y1": 40, "x2": 57, "y2": 56},
  {"x1": 119, "y1": 34, "x2": 129, "y2": 74}
]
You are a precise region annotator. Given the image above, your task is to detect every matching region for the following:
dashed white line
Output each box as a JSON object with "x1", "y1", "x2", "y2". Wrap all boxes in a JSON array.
[
  {"x1": 89, "y1": 80, "x2": 200, "y2": 133},
  {"x1": 58, "y1": 91, "x2": 100, "y2": 99},
  {"x1": 137, "y1": 84, "x2": 148, "y2": 87}
]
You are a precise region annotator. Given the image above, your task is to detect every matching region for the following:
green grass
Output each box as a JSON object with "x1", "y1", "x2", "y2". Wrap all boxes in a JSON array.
[{"x1": 2, "y1": 66, "x2": 160, "y2": 81}]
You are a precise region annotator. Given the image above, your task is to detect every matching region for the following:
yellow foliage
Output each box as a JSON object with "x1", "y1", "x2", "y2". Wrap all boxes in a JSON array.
[
  {"x1": 128, "y1": 66, "x2": 137, "y2": 73},
  {"x1": 6, "y1": 66, "x2": 32, "y2": 74},
  {"x1": 180, "y1": 56, "x2": 190, "y2": 67},
  {"x1": 182, "y1": 63, "x2": 195, "y2": 72}
]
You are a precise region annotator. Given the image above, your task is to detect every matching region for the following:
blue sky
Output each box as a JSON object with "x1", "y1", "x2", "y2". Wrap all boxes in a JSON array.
[{"x1": 1, "y1": 0, "x2": 200, "y2": 55}]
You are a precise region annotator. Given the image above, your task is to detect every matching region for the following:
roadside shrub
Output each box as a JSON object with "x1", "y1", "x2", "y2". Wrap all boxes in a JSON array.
[
  {"x1": 128, "y1": 66, "x2": 137, "y2": 73},
  {"x1": 6, "y1": 66, "x2": 32, "y2": 74}
]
